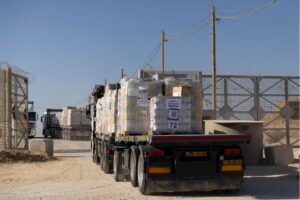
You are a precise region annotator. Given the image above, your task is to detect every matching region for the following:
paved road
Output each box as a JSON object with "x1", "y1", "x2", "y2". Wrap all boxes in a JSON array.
[{"x1": 0, "y1": 139, "x2": 299, "y2": 200}]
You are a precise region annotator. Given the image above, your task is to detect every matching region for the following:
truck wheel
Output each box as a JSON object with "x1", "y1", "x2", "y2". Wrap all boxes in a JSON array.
[
  {"x1": 100, "y1": 142, "x2": 105, "y2": 170},
  {"x1": 102, "y1": 144, "x2": 111, "y2": 174},
  {"x1": 97, "y1": 142, "x2": 102, "y2": 165},
  {"x1": 225, "y1": 189, "x2": 241, "y2": 194},
  {"x1": 130, "y1": 147, "x2": 139, "y2": 187},
  {"x1": 137, "y1": 153, "x2": 150, "y2": 195},
  {"x1": 113, "y1": 151, "x2": 122, "y2": 181},
  {"x1": 92, "y1": 141, "x2": 97, "y2": 163},
  {"x1": 96, "y1": 142, "x2": 101, "y2": 164}
]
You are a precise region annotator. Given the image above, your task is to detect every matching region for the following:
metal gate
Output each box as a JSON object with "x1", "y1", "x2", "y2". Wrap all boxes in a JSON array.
[
  {"x1": 202, "y1": 75, "x2": 300, "y2": 147},
  {"x1": 0, "y1": 63, "x2": 29, "y2": 150}
]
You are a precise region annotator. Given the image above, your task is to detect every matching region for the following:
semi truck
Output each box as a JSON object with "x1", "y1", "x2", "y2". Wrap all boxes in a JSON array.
[
  {"x1": 90, "y1": 70, "x2": 254, "y2": 195},
  {"x1": 41, "y1": 108, "x2": 62, "y2": 138},
  {"x1": 28, "y1": 101, "x2": 38, "y2": 138}
]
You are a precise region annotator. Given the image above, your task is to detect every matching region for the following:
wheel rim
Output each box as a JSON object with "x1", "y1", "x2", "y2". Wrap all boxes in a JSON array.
[
  {"x1": 130, "y1": 152, "x2": 135, "y2": 181},
  {"x1": 137, "y1": 154, "x2": 144, "y2": 187},
  {"x1": 114, "y1": 152, "x2": 117, "y2": 174}
]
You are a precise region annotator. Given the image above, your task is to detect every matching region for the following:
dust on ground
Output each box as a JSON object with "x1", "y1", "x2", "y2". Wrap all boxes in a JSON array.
[{"x1": 0, "y1": 139, "x2": 299, "y2": 200}]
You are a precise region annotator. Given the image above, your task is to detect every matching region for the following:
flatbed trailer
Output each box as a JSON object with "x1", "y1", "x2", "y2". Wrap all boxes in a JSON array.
[{"x1": 92, "y1": 133, "x2": 251, "y2": 194}]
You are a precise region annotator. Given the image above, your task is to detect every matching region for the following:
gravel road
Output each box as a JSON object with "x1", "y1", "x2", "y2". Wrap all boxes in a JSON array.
[{"x1": 0, "y1": 139, "x2": 299, "y2": 200}]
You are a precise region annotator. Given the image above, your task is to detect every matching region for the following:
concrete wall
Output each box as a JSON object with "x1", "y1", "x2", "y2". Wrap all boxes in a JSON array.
[{"x1": 204, "y1": 120, "x2": 264, "y2": 165}]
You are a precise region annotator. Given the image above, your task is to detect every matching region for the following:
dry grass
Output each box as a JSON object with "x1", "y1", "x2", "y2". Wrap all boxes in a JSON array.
[{"x1": 0, "y1": 150, "x2": 54, "y2": 163}]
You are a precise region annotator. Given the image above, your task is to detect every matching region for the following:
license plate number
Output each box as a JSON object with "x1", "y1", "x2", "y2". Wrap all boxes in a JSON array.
[{"x1": 186, "y1": 151, "x2": 208, "y2": 157}]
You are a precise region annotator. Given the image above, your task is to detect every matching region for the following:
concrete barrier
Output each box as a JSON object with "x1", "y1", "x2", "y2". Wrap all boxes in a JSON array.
[
  {"x1": 29, "y1": 139, "x2": 53, "y2": 157},
  {"x1": 265, "y1": 144, "x2": 294, "y2": 165}
]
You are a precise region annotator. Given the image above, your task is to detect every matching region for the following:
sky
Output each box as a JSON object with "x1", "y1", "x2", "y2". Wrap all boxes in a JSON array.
[{"x1": 0, "y1": 0, "x2": 299, "y2": 133}]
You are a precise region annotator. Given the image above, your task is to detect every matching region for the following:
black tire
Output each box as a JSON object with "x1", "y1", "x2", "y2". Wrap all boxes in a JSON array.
[
  {"x1": 225, "y1": 188, "x2": 241, "y2": 194},
  {"x1": 102, "y1": 143, "x2": 111, "y2": 174},
  {"x1": 97, "y1": 141, "x2": 102, "y2": 165},
  {"x1": 130, "y1": 147, "x2": 139, "y2": 187},
  {"x1": 96, "y1": 142, "x2": 101, "y2": 164},
  {"x1": 100, "y1": 142, "x2": 105, "y2": 170},
  {"x1": 113, "y1": 151, "x2": 122, "y2": 181},
  {"x1": 92, "y1": 141, "x2": 97, "y2": 163},
  {"x1": 137, "y1": 152, "x2": 149, "y2": 195}
]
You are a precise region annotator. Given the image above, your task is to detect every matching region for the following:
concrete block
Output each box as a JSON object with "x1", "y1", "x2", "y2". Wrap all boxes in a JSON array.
[
  {"x1": 265, "y1": 145, "x2": 294, "y2": 165},
  {"x1": 29, "y1": 139, "x2": 53, "y2": 157}
]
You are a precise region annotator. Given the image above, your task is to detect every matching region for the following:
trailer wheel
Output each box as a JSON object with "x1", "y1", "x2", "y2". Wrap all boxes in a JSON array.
[
  {"x1": 96, "y1": 141, "x2": 101, "y2": 164},
  {"x1": 137, "y1": 153, "x2": 150, "y2": 195},
  {"x1": 130, "y1": 147, "x2": 139, "y2": 187},
  {"x1": 113, "y1": 151, "x2": 122, "y2": 181},
  {"x1": 102, "y1": 143, "x2": 112, "y2": 174},
  {"x1": 97, "y1": 141, "x2": 102, "y2": 165},
  {"x1": 92, "y1": 141, "x2": 97, "y2": 163},
  {"x1": 100, "y1": 142, "x2": 105, "y2": 170},
  {"x1": 225, "y1": 188, "x2": 241, "y2": 194}
]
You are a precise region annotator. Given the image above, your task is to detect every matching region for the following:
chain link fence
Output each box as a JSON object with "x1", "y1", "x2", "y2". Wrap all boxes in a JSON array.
[{"x1": 202, "y1": 75, "x2": 300, "y2": 147}]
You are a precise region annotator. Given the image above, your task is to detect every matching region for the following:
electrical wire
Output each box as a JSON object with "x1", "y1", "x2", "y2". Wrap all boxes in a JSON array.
[
  {"x1": 218, "y1": 0, "x2": 279, "y2": 20},
  {"x1": 167, "y1": 16, "x2": 210, "y2": 41},
  {"x1": 218, "y1": 0, "x2": 263, "y2": 13},
  {"x1": 142, "y1": 41, "x2": 162, "y2": 67},
  {"x1": 35, "y1": 97, "x2": 89, "y2": 107},
  {"x1": 131, "y1": 40, "x2": 162, "y2": 77}
]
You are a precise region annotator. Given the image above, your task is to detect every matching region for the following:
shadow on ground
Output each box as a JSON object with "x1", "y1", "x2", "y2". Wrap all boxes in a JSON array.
[
  {"x1": 54, "y1": 149, "x2": 91, "y2": 153},
  {"x1": 150, "y1": 165, "x2": 299, "y2": 199}
]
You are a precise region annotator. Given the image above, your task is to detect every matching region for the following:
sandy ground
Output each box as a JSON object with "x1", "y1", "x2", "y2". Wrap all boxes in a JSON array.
[{"x1": 0, "y1": 139, "x2": 299, "y2": 200}]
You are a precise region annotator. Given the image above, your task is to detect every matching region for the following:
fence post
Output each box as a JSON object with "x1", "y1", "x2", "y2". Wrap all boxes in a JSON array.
[
  {"x1": 284, "y1": 78, "x2": 290, "y2": 144},
  {"x1": 5, "y1": 67, "x2": 12, "y2": 149}
]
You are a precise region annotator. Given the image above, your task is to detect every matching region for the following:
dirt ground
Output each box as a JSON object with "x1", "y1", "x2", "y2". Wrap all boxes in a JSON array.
[{"x1": 0, "y1": 140, "x2": 299, "y2": 200}]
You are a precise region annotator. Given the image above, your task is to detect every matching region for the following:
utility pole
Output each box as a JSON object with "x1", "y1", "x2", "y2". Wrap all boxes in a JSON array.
[
  {"x1": 211, "y1": 5, "x2": 217, "y2": 115},
  {"x1": 121, "y1": 67, "x2": 124, "y2": 78},
  {"x1": 161, "y1": 31, "x2": 165, "y2": 75}
]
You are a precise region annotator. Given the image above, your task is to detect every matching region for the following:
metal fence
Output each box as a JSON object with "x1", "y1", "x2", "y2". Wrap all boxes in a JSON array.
[
  {"x1": 0, "y1": 63, "x2": 29, "y2": 150},
  {"x1": 202, "y1": 75, "x2": 300, "y2": 147}
]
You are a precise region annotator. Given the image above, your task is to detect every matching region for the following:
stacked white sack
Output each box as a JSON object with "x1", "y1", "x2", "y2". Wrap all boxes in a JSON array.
[
  {"x1": 150, "y1": 96, "x2": 192, "y2": 134},
  {"x1": 117, "y1": 78, "x2": 162, "y2": 135}
]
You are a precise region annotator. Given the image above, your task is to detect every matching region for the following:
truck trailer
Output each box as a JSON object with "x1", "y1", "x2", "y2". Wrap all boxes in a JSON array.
[
  {"x1": 41, "y1": 108, "x2": 62, "y2": 138},
  {"x1": 90, "y1": 70, "x2": 253, "y2": 195},
  {"x1": 28, "y1": 101, "x2": 38, "y2": 138}
]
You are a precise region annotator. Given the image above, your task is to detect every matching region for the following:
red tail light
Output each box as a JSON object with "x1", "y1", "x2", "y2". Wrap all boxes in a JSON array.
[
  {"x1": 147, "y1": 149, "x2": 165, "y2": 157},
  {"x1": 224, "y1": 148, "x2": 240, "y2": 155}
]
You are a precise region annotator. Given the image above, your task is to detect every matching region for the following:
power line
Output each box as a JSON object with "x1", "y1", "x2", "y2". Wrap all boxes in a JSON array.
[
  {"x1": 142, "y1": 41, "x2": 162, "y2": 66},
  {"x1": 167, "y1": 15, "x2": 210, "y2": 41},
  {"x1": 132, "y1": 40, "x2": 162, "y2": 77},
  {"x1": 218, "y1": 0, "x2": 263, "y2": 13},
  {"x1": 35, "y1": 97, "x2": 89, "y2": 107},
  {"x1": 139, "y1": 40, "x2": 161, "y2": 68},
  {"x1": 218, "y1": 0, "x2": 280, "y2": 20}
]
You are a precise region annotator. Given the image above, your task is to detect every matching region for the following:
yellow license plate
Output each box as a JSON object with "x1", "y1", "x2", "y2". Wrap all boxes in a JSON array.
[
  {"x1": 186, "y1": 151, "x2": 208, "y2": 157},
  {"x1": 223, "y1": 160, "x2": 243, "y2": 165},
  {"x1": 221, "y1": 165, "x2": 243, "y2": 172},
  {"x1": 148, "y1": 166, "x2": 171, "y2": 174}
]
